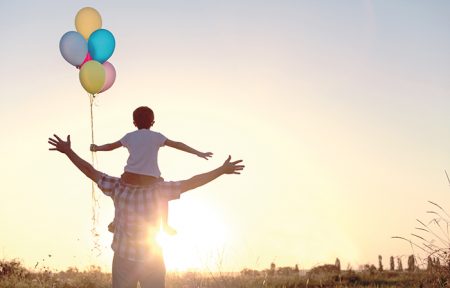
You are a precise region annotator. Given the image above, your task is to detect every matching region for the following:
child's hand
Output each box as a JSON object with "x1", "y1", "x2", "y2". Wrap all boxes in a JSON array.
[
  {"x1": 90, "y1": 144, "x2": 98, "y2": 152},
  {"x1": 198, "y1": 152, "x2": 213, "y2": 160}
]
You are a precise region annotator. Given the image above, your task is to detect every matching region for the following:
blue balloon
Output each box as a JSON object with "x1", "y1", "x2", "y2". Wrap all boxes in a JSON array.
[
  {"x1": 59, "y1": 31, "x2": 88, "y2": 66},
  {"x1": 88, "y1": 29, "x2": 115, "y2": 63}
]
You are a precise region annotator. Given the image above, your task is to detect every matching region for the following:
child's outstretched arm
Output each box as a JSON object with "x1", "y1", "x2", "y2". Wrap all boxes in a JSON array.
[
  {"x1": 90, "y1": 141, "x2": 122, "y2": 152},
  {"x1": 165, "y1": 139, "x2": 213, "y2": 160}
]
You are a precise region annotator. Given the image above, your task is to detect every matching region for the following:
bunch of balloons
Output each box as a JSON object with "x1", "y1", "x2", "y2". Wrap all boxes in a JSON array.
[{"x1": 59, "y1": 7, "x2": 116, "y2": 95}]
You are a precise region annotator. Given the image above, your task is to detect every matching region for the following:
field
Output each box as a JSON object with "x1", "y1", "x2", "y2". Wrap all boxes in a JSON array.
[{"x1": 1, "y1": 259, "x2": 448, "y2": 288}]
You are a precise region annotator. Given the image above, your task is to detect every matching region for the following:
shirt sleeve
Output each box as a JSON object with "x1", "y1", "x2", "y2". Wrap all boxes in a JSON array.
[
  {"x1": 156, "y1": 181, "x2": 181, "y2": 201},
  {"x1": 96, "y1": 174, "x2": 119, "y2": 197},
  {"x1": 120, "y1": 133, "x2": 129, "y2": 147},
  {"x1": 158, "y1": 132, "x2": 167, "y2": 147}
]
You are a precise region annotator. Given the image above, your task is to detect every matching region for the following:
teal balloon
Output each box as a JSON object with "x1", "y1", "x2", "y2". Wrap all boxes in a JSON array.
[
  {"x1": 59, "y1": 31, "x2": 88, "y2": 66},
  {"x1": 88, "y1": 29, "x2": 115, "y2": 63}
]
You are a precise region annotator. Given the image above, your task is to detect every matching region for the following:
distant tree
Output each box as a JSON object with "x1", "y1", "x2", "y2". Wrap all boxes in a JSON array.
[
  {"x1": 269, "y1": 262, "x2": 276, "y2": 276},
  {"x1": 378, "y1": 255, "x2": 383, "y2": 272},
  {"x1": 294, "y1": 264, "x2": 299, "y2": 273},
  {"x1": 308, "y1": 264, "x2": 340, "y2": 278},
  {"x1": 407, "y1": 255, "x2": 415, "y2": 272},
  {"x1": 335, "y1": 258, "x2": 341, "y2": 271},
  {"x1": 435, "y1": 257, "x2": 441, "y2": 267},
  {"x1": 390, "y1": 256, "x2": 395, "y2": 271},
  {"x1": 397, "y1": 257, "x2": 403, "y2": 271},
  {"x1": 362, "y1": 264, "x2": 377, "y2": 275}
]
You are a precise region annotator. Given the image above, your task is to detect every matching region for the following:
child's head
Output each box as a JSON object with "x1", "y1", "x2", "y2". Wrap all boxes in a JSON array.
[{"x1": 133, "y1": 106, "x2": 154, "y2": 129}]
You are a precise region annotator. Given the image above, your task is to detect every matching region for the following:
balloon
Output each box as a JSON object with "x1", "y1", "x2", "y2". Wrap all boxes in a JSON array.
[
  {"x1": 59, "y1": 31, "x2": 88, "y2": 66},
  {"x1": 100, "y1": 62, "x2": 116, "y2": 93},
  {"x1": 88, "y1": 29, "x2": 115, "y2": 63},
  {"x1": 75, "y1": 7, "x2": 102, "y2": 40},
  {"x1": 77, "y1": 52, "x2": 92, "y2": 69},
  {"x1": 79, "y1": 60, "x2": 105, "y2": 94}
]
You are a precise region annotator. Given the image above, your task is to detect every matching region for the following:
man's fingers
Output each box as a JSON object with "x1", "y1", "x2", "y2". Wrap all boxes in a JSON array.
[
  {"x1": 223, "y1": 156, "x2": 245, "y2": 173},
  {"x1": 54, "y1": 134, "x2": 62, "y2": 141},
  {"x1": 233, "y1": 166, "x2": 244, "y2": 173}
]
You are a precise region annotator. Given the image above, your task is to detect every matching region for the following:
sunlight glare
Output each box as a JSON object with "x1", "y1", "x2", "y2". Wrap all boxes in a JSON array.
[{"x1": 156, "y1": 201, "x2": 229, "y2": 271}]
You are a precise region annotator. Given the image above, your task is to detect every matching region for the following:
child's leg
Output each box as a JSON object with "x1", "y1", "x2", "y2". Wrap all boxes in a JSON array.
[
  {"x1": 161, "y1": 200, "x2": 176, "y2": 235},
  {"x1": 109, "y1": 197, "x2": 116, "y2": 233},
  {"x1": 161, "y1": 200, "x2": 169, "y2": 228},
  {"x1": 108, "y1": 221, "x2": 115, "y2": 233}
]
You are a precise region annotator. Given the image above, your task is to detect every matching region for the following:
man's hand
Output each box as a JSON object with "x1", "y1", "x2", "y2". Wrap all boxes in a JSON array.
[
  {"x1": 48, "y1": 133, "x2": 101, "y2": 182},
  {"x1": 197, "y1": 152, "x2": 213, "y2": 160},
  {"x1": 179, "y1": 155, "x2": 245, "y2": 192},
  {"x1": 90, "y1": 144, "x2": 98, "y2": 152},
  {"x1": 48, "y1": 134, "x2": 71, "y2": 154},
  {"x1": 221, "y1": 155, "x2": 244, "y2": 174}
]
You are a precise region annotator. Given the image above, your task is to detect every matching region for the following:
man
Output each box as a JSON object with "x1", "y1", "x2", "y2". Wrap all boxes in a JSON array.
[{"x1": 48, "y1": 134, "x2": 244, "y2": 288}]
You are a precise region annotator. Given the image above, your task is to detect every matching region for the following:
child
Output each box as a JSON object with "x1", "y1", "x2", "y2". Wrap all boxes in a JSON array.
[{"x1": 91, "y1": 106, "x2": 212, "y2": 235}]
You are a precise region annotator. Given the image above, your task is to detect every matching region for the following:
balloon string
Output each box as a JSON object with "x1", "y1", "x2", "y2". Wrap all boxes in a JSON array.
[
  {"x1": 90, "y1": 94, "x2": 95, "y2": 153},
  {"x1": 89, "y1": 94, "x2": 101, "y2": 256}
]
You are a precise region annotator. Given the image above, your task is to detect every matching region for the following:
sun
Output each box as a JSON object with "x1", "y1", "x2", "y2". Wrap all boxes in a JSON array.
[{"x1": 155, "y1": 199, "x2": 229, "y2": 272}]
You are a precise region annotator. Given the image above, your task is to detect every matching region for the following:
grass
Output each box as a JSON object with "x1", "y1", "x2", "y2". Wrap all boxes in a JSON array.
[
  {"x1": 5, "y1": 194, "x2": 450, "y2": 287},
  {"x1": 0, "y1": 259, "x2": 445, "y2": 288},
  {"x1": 391, "y1": 196, "x2": 450, "y2": 288},
  {"x1": 5, "y1": 196, "x2": 450, "y2": 287}
]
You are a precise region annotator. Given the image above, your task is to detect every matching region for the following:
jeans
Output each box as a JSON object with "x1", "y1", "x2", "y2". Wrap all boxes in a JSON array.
[{"x1": 112, "y1": 253, "x2": 166, "y2": 288}]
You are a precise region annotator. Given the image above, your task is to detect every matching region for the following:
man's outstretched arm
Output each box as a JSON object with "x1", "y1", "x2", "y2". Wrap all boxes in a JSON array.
[
  {"x1": 48, "y1": 134, "x2": 102, "y2": 183},
  {"x1": 178, "y1": 156, "x2": 244, "y2": 193}
]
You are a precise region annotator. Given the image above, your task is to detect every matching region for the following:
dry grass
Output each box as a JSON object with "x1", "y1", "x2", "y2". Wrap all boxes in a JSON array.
[
  {"x1": 0, "y1": 259, "x2": 439, "y2": 288},
  {"x1": 392, "y1": 198, "x2": 450, "y2": 288}
]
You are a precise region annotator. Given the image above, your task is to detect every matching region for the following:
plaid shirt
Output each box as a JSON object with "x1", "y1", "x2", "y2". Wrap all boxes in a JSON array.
[{"x1": 97, "y1": 174, "x2": 181, "y2": 261}]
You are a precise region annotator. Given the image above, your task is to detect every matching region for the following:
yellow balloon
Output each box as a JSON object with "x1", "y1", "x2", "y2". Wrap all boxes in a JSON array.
[
  {"x1": 75, "y1": 7, "x2": 102, "y2": 40},
  {"x1": 79, "y1": 61, "x2": 105, "y2": 94}
]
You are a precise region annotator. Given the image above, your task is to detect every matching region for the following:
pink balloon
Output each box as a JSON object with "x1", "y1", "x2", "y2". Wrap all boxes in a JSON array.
[
  {"x1": 100, "y1": 62, "x2": 116, "y2": 93},
  {"x1": 77, "y1": 52, "x2": 92, "y2": 69}
]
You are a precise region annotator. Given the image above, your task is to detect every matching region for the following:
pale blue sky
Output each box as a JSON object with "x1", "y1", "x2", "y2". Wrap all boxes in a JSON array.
[{"x1": 1, "y1": 0, "x2": 450, "y2": 272}]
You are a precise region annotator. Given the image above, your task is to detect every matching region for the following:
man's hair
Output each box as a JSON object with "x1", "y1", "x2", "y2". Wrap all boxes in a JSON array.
[{"x1": 133, "y1": 106, "x2": 154, "y2": 129}]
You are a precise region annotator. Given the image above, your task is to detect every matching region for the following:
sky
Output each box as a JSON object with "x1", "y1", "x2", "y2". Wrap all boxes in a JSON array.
[{"x1": 1, "y1": 0, "x2": 450, "y2": 273}]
